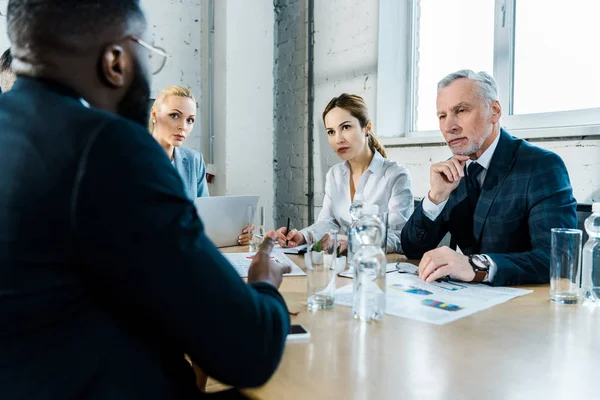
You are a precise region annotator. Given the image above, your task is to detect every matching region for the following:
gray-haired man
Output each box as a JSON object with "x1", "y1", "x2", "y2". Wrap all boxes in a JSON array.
[{"x1": 401, "y1": 69, "x2": 577, "y2": 286}]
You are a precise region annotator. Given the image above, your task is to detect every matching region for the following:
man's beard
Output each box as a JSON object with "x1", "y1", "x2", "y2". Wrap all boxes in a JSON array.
[
  {"x1": 116, "y1": 61, "x2": 151, "y2": 127},
  {"x1": 451, "y1": 140, "x2": 482, "y2": 156},
  {"x1": 450, "y1": 131, "x2": 490, "y2": 156}
]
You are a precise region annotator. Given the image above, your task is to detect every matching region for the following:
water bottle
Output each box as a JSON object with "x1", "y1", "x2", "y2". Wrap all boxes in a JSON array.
[
  {"x1": 582, "y1": 203, "x2": 600, "y2": 302},
  {"x1": 349, "y1": 194, "x2": 365, "y2": 221},
  {"x1": 347, "y1": 194, "x2": 366, "y2": 272},
  {"x1": 352, "y1": 205, "x2": 386, "y2": 321}
]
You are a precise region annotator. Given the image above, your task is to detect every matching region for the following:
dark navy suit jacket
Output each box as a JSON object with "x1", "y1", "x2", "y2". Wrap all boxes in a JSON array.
[
  {"x1": 0, "y1": 78, "x2": 289, "y2": 399},
  {"x1": 401, "y1": 129, "x2": 577, "y2": 286}
]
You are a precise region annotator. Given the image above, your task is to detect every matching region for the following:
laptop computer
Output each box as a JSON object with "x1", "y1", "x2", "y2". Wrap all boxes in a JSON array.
[{"x1": 194, "y1": 195, "x2": 260, "y2": 247}]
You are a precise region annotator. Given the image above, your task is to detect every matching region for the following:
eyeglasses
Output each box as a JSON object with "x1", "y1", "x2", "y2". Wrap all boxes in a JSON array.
[{"x1": 129, "y1": 36, "x2": 169, "y2": 75}]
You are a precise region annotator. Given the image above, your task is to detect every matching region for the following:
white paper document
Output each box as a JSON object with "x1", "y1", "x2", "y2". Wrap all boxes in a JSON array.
[
  {"x1": 335, "y1": 272, "x2": 532, "y2": 325},
  {"x1": 222, "y1": 252, "x2": 306, "y2": 278},
  {"x1": 338, "y1": 262, "x2": 399, "y2": 278}
]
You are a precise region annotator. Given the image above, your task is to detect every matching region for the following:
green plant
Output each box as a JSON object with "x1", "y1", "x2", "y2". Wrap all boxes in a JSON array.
[{"x1": 312, "y1": 240, "x2": 322, "y2": 252}]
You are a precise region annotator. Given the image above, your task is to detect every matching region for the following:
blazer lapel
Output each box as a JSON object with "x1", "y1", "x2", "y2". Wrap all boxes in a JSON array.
[
  {"x1": 473, "y1": 129, "x2": 521, "y2": 242},
  {"x1": 173, "y1": 148, "x2": 188, "y2": 173}
]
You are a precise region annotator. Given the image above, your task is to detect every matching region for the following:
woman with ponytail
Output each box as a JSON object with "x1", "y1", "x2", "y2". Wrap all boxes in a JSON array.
[{"x1": 276, "y1": 93, "x2": 413, "y2": 253}]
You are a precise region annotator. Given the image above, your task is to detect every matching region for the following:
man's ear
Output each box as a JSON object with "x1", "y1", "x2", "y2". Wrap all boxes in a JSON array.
[
  {"x1": 490, "y1": 100, "x2": 502, "y2": 123},
  {"x1": 100, "y1": 44, "x2": 130, "y2": 88}
]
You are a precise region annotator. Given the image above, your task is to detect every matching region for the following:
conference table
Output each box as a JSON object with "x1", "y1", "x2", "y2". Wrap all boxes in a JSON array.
[{"x1": 210, "y1": 247, "x2": 599, "y2": 399}]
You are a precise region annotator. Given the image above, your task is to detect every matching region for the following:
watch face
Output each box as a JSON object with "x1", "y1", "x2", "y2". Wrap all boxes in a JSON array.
[{"x1": 472, "y1": 255, "x2": 490, "y2": 270}]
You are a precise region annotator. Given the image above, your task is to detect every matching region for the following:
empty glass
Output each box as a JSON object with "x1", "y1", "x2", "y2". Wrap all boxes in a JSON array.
[
  {"x1": 248, "y1": 205, "x2": 265, "y2": 252},
  {"x1": 550, "y1": 228, "x2": 582, "y2": 304},
  {"x1": 306, "y1": 228, "x2": 338, "y2": 311}
]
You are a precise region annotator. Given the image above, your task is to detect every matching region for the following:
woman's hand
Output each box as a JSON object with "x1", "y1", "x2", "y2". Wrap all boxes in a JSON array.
[
  {"x1": 336, "y1": 234, "x2": 349, "y2": 254},
  {"x1": 275, "y1": 227, "x2": 306, "y2": 248},
  {"x1": 237, "y1": 225, "x2": 254, "y2": 245}
]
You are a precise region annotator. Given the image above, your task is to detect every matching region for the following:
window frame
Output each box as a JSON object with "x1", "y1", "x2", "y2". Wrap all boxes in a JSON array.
[{"x1": 377, "y1": 0, "x2": 600, "y2": 144}]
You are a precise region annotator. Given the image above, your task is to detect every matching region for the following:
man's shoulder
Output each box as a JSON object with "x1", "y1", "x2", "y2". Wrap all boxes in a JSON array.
[
  {"x1": 504, "y1": 130, "x2": 561, "y2": 165},
  {"x1": 510, "y1": 135, "x2": 559, "y2": 160}
]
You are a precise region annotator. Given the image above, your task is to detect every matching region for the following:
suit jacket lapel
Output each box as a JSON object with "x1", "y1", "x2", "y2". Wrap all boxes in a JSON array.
[{"x1": 473, "y1": 129, "x2": 521, "y2": 242}]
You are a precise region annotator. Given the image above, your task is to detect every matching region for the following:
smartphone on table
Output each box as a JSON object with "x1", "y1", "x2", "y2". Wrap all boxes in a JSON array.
[{"x1": 287, "y1": 324, "x2": 310, "y2": 341}]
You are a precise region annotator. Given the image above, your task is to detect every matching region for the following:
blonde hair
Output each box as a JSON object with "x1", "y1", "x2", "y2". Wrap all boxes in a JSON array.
[
  {"x1": 148, "y1": 85, "x2": 196, "y2": 133},
  {"x1": 322, "y1": 93, "x2": 387, "y2": 158}
]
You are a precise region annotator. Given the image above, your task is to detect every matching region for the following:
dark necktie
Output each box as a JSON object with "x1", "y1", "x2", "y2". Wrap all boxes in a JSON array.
[
  {"x1": 466, "y1": 162, "x2": 484, "y2": 211},
  {"x1": 456, "y1": 162, "x2": 485, "y2": 256}
]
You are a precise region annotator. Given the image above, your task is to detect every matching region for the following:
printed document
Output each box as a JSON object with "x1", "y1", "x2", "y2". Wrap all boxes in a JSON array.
[{"x1": 335, "y1": 271, "x2": 532, "y2": 325}]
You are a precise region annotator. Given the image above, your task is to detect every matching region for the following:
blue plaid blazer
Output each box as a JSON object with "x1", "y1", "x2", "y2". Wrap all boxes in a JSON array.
[{"x1": 401, "y1": 129, "x2": 577, "y2": 286}]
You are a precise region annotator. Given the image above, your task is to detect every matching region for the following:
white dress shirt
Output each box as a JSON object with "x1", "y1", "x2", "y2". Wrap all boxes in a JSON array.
[
  {"x1": 300, "y1": 151, "x2": 413, "y2": 253},
  {"x1": 422, "y1": 132, "x2": 501, "y2": 282}
]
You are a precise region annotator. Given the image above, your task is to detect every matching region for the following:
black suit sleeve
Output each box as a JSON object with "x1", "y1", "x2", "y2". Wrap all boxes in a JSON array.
[
  {"x1": 71, "y1": 119, "x2": 289, "y2": 388},
  {"x1": 400, "y1": 200, "x2": 450, "y2": 258}
]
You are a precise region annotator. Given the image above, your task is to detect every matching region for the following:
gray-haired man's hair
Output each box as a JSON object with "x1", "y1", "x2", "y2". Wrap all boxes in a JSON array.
[{"x1": 437, "y1": 70, "x2": 499, "y2": 105}]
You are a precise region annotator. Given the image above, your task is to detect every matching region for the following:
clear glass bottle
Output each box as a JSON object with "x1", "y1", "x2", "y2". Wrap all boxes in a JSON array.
[
  {"x1": 347, "y1": 194, "x2": 366, "y2": 273},
  {"x1": 352, "y1": 205, "x2": 386, "y2": 321},
  {"x1": 582, "y1": 203, "x2": 600, "y2": 303}
]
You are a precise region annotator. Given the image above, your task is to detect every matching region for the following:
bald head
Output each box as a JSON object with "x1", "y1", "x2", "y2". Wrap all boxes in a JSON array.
[
  {"x1": 5, "y1": 0, "x2": 153, "y2": 126},
  {"x1": 8, "y1": 0, "x2": 145, "y2": 56}
]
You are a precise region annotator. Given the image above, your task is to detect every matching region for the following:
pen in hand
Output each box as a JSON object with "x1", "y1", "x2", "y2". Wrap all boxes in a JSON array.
[{"x1": 285, "y1": 217, "x2": 291, "y2": 247}]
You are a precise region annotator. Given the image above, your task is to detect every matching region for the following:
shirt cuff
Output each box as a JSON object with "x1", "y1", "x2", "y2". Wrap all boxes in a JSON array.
[
  {"x1": 422, "y1": 195, "x2": 448, "y2": 221},
  {"x1": 482, "y1": 254, "x2": 497, "y2": 283}
]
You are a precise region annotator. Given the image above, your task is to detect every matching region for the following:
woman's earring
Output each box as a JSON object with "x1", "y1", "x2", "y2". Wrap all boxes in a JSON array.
[{"x1": 152, "y1": 119, "x2": 156, "y2": 124}]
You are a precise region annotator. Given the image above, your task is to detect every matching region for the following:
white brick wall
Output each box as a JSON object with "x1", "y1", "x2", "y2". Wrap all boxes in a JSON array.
[
  {"x1": 274, "y1": 0, "x2": 310, "y2": 229},
  {"x1": 274, "y1": 0, "x2": 380, "y2": 229}
]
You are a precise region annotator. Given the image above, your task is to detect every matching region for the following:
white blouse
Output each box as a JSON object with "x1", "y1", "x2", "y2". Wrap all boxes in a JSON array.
[{"x1": 300, "y1": 151, "x2": 414, "y2": 253}]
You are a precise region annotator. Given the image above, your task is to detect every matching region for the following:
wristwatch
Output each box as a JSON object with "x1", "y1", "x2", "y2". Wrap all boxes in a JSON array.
[{"x1": 468, "y1": 254, "x2": 490, "y2": 283}]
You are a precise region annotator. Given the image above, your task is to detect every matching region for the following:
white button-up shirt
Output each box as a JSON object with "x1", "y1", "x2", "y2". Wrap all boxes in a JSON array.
[{"x1": 300, "y1": 151, "x2": 413, "y2": 253}]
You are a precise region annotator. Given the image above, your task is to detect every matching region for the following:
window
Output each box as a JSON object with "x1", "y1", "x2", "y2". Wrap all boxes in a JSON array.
[
  {"x1": 415, "y1": 0, "x2": 495, "y2": 132},
  {"x1": 378, "y1": 0, "x2": 600, "y2": 140},
  {"x1": 512, "y1": 0, "x2": 600, "y2": 116}
]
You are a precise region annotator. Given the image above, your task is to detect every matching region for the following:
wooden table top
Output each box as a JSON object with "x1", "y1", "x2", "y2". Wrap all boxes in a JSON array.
[{"x1": 215, "y1": 247, "x2": 600, "y2": 399}]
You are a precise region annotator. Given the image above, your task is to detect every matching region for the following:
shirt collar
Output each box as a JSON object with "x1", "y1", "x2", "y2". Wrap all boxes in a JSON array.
[{"x1": 467, "y1": 130, "x2": 500, "y2": 171}]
